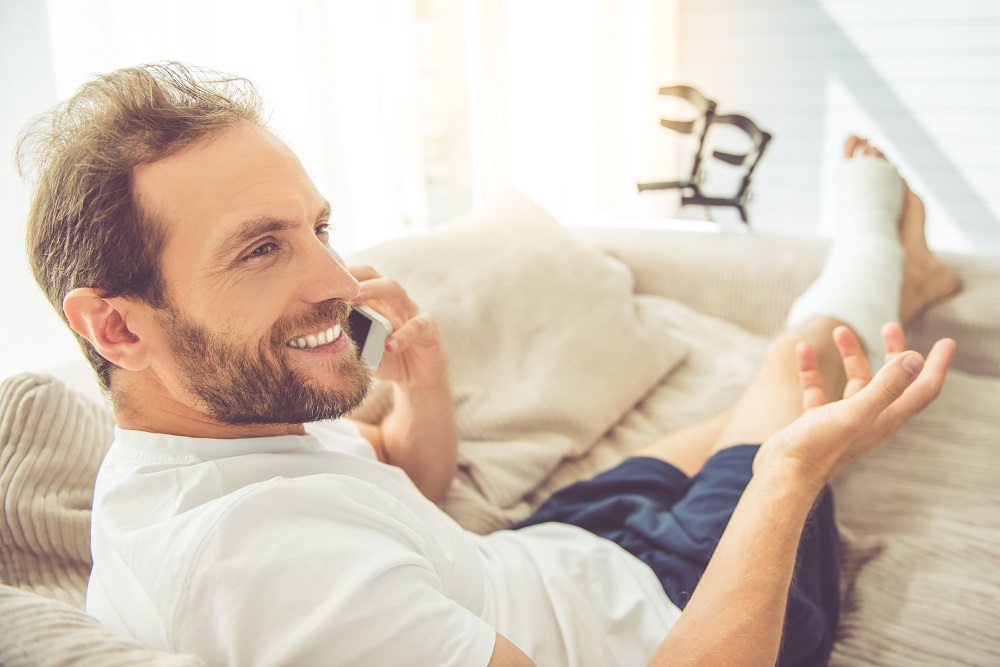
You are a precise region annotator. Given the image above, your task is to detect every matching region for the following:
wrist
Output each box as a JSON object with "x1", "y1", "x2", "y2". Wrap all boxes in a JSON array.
[
  {"x1": 752, "y1": 448, "x2": 828, "y2": 498},
  {"x1": 392, "y1": 370, "x2": 451, "y2": 401}
]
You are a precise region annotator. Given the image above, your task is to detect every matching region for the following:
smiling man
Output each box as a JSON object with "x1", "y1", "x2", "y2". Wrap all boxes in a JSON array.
[
  {"x1": 102, "y1": 128, "x2": 371, "y2": 432},
  {"x1": 20, "y1": 63, "x2": 958, "y2": 667}
]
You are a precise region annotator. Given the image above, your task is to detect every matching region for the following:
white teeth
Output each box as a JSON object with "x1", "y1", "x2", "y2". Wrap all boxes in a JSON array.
[{"x1": 287, "y1": 325, "x2": 342, "y2": 349}]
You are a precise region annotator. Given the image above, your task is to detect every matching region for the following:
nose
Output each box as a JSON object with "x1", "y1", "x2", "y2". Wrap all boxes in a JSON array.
[{"x1": 298, "y1": 241, "x2": 360, "y2": 305}]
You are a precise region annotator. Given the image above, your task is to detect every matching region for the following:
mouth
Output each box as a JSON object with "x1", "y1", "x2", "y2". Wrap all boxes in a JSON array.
[{"x1": 286, "y1": 324, "x2": 343, "y2": 350}]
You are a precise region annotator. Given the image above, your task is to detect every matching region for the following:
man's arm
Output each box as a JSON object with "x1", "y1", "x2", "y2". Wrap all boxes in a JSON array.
[
  {"x1": 646, "y1": 461, "x2": 822, "y2": 666},
  {"x1": 480, "y1": 468, "x2": 832, "y2": 667},
  {"x1": 348, "y1": 266, "x2": 458, "y2": 503},
  {"x1": 645, "y1": 330, "x2": 955, "y2": 666},
  {"x1": 483, "y1": 329, "x2": 953, "y2": 667}
]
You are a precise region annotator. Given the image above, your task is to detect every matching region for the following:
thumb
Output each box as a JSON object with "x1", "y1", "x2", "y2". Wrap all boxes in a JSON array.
[{"x1": 860, "y1": 351, "x2": 924, "y2": 418}]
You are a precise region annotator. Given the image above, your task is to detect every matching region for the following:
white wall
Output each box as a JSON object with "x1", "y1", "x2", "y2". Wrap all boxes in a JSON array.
[{"x1": 675, "y1": 0, "x2": 1000, "y2": 251}]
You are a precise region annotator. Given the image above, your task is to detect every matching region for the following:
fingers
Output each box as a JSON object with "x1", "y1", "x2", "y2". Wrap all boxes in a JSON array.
[
  {"x1": 856, "y1": 350, "x2": 925, "y2": 426},
  {"x1": 350, "y1": 264, "x2": 417, "y2": 316},
  {"x1": 349, "y1": 264, "x2": 381, "y2": 282},
  {"x1": 354, "y1": 276, "x2": 416, "y2": 310},
  {"x1": 882, "y1": 322, "x2": 907, "y2": 363},
  {"x1": 352, "y1": 276, "x2": 420, "y2": 328},
  {"x1": 832, "y1": 326, "x2": 872, "y2": 399},
  {"x1": 926, "y1": 337, "x2": 957, "y2": 372},
  {"x1": 796, "y1": 341, "x2": 828, "y2": 410},
  {"x1": 348, "y1": 267, "x2": 433, "y2": 356},
  {"x1": 880, "y1": 337, "x2": 956, "y2": 426},
  {"x1": 383, "y1": 312, "x2": 439, "y2": 354},
  {"x1": 797, "y1": 326, "x2": 877, "y2": 409}
]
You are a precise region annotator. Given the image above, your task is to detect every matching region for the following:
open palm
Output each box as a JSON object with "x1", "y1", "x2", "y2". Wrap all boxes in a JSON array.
[{"x1": 757, "y1": 323, "x2": 956, "y2": 485}]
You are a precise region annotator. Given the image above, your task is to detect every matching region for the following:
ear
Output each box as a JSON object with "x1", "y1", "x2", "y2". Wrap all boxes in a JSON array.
[{"x1": 63, "y1": 288, "x2": 153, "y2": 372}]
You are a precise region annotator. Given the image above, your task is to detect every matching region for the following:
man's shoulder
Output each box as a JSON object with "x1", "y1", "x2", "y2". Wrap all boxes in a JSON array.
[
  {"x1": 91, "y1": 425, "x2": 449, "y2": 593},
  {"x1": 98, "y1": 442, "x2": 410, "y2": 527},
  {"x1": 91, "y1": 429, "x2": 428, "y2": 569}
]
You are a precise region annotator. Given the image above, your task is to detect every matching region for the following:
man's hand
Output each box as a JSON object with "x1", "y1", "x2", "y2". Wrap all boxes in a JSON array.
[
  {"x1": 648, "y1": 326, "x2": 955, "y2": 667},
  {"x1": 350, "y1": 265, "x2": 449, "y2": 390},
  {"x1": 756, "y1": 323, "x2": 956, "y2": 492},
  {"x1": 347, "y1": 265, "x2": 458, "y2": 503}
]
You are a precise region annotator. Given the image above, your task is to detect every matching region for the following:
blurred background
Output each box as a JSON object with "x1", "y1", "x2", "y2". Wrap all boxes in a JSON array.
[{"x1": 2, "y1": 0, "x2": 998, "y2": 378}]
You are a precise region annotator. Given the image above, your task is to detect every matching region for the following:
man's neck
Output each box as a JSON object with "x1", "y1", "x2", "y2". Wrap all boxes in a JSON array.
[{"x1": 111, "y1": 371, "x2": 306, "y2": 440}]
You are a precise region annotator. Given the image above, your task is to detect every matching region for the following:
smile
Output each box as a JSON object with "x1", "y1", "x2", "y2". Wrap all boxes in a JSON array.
[{"x1": 286, "y1": 324, "x2": 343, "y2": 349}]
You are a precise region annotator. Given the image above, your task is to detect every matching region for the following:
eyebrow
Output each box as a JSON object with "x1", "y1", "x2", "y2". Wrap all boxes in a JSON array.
[{"x1": 210, "y1": 202, "x2": 332, "y2": 266}]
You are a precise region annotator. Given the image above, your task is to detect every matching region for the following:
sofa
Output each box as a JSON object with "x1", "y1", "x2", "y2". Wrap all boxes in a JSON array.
[{"x1": 2, "y1": 192, "x2": 998, "y2": 666}]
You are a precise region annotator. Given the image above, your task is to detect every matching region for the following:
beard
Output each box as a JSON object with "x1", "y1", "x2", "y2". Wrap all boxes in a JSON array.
[{"x1": 158, "y1": 299, "x2": 372, "y2": 426}]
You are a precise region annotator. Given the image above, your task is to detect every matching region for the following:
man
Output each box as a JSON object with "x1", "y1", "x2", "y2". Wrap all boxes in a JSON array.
[{"x1": 20, "y1": 63, "x2": 958, "y2": 666}]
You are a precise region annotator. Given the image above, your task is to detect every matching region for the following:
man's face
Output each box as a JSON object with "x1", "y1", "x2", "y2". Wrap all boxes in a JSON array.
[{"x1": 132, "y1": 125, "x2": 370, "y2": 425}]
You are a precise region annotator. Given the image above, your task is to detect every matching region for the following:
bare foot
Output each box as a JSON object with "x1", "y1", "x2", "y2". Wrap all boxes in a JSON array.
[
  {"x1": 841, "y1": 135, "x2": 959, "y2": 322},
  {"x1": 898, "y1": 185, "x2": 961, "y2": 323},
  {"x1": 842, "y1": 134, "x2": 885, "y2": 160}
]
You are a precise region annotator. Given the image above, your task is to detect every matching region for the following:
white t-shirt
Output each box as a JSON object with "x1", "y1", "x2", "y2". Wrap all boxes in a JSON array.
[{"x1": 87, "y1": 421, "x2": 681, "y2": 666}]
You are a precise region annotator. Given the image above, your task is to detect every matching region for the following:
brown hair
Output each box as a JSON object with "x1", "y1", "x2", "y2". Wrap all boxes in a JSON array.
[{"x1": 17, "y1": 62, "x2": 266, "y2": 391}]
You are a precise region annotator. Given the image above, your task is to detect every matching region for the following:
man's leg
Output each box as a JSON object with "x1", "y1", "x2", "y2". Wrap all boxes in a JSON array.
[
  {"x1": 634, "y1": 135, "x2": 958, "y2": 472},
  {"x1": 627, "y1": 136, "x2": 959, "y2": 666},
  {"x1": 629, "y1": 313, "x2": 848, "y2": 475}
]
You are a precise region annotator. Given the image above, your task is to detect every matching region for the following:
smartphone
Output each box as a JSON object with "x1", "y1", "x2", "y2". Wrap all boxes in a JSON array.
[{"x1": 347, "y1": 304, "x2": 393, "y2": 370}]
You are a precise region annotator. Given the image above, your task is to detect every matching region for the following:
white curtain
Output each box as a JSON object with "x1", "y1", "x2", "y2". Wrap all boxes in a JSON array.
[
  {"x1": 472, "y1": 0, "x2": 682, "y2": 223},
  {"x1": 1, "y1": 0, "x2": 434, "y2": 377},
  {"x1": 40, "y1": 0, "x2": 428, "y2": 249},
  {"x1": 0, "y1": 0, "x2": 680, "y2": 379}
]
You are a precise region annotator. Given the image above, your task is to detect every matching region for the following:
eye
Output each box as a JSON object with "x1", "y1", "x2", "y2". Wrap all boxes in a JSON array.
[
  {"x1": 246, "y1": 241, "x2": 278, "y2": 260},
  {"x1": 315, "y1": 223, "x2": 332, "y2": 243}
]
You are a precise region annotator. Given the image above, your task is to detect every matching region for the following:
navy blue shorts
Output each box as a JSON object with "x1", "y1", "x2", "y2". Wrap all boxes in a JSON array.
[{"x1": 514, "y1": 444, "x2": 840, "y2": 667}]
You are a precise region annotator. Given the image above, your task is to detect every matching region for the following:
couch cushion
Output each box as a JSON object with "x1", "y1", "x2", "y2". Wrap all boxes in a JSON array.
[
  {"x1": 348, "y1": 191, "x2": 689, "y2": 531},
  {"x1": 0, "y1": 373, "x2": 113, "y2": 608},
  {"x1": 0, "y1": 584, "x2": 205, "y2": 667},
  {"x1": 580, "y1": 227, "x2": 1000, "y2": 377}
]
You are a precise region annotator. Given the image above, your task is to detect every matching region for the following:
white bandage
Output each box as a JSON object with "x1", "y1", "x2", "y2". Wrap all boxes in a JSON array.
[{"x1": 786, "y1": 155, "x2": 905, "y2": 368}]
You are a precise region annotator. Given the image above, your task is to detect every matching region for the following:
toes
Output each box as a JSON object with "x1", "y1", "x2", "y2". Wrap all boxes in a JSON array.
[
  {"x1": 842, "y1": 135, "x2": 888, "y2": 160},
  {"x1": 863, "y1": 144, "x2": 885, "y2": 159},
  {"x1": 843, "y1": 134, "x2": 862, "y2": 158},
  {"x1": 845, "y1": 134, "x2": 887, "y2": 161}
]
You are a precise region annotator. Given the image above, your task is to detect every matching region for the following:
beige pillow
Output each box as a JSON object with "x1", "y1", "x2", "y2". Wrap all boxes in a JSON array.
[
  {"x1": 349, "y1": 191, "x2": 688, "y2": 531},
  {"x1": 0, "y1": 376, "x2": 208, "y2": 666},
  {"x1": 0, "y1": 373, "x2": 113, "y2": 608},
  {"x1": 0, "y1": 583, "x2": 205, "y2": 667}
]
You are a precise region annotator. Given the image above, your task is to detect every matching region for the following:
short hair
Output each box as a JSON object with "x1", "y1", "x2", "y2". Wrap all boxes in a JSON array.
[{"x1": 17, "y1": 62, "x2": 266, "y2": 391}]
